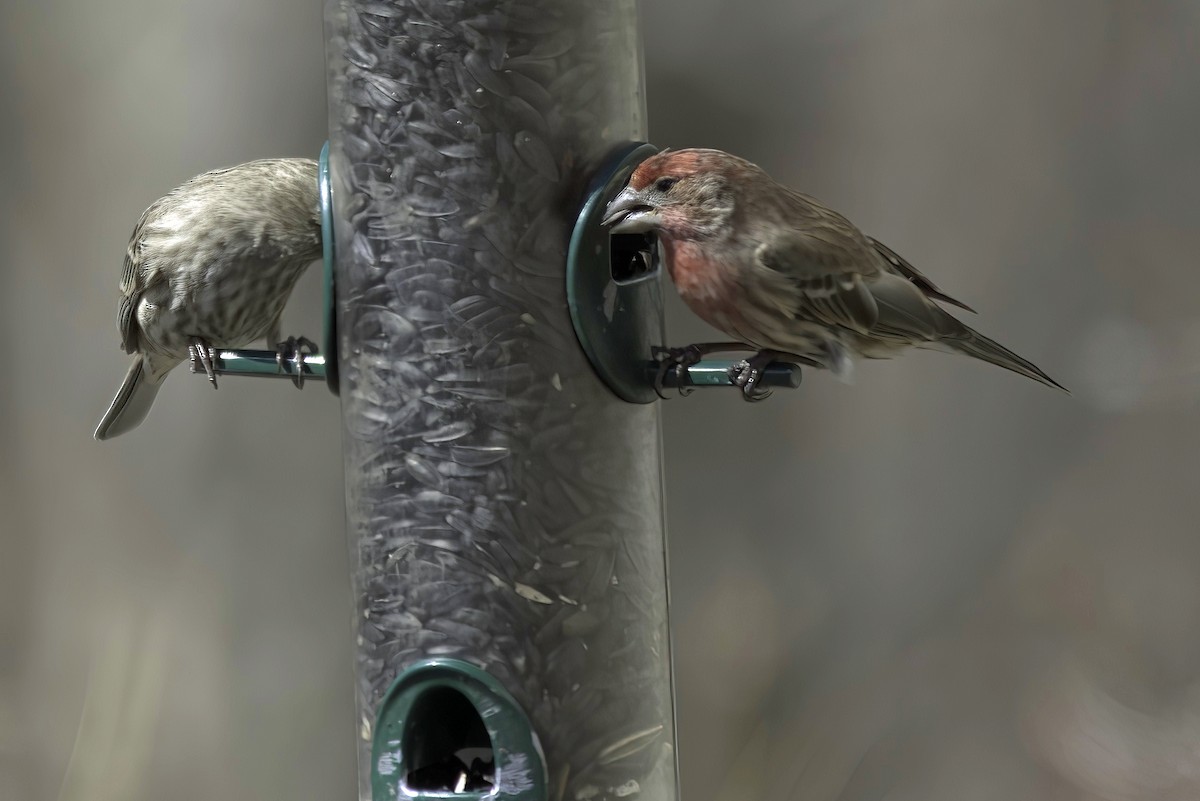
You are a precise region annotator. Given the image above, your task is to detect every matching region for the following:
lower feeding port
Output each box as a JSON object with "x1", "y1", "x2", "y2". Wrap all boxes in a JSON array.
[
  {"x1": 373, "y1": 659, "x2": 546, "y2": 801},
  {"x1": 404, "y1": 686, "x2": 494, "y2": 793}
]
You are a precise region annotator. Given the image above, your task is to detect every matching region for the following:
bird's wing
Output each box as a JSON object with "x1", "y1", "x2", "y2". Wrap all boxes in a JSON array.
[
  {"x1": 864, "y1": 271, "x2": 962, "y2": 343},
  {"x1": 755, "y1": 221, "x2": 881, "y2": 334},
  {"x1": 868, "y1": 236, "x2": 976, "y2": 314},
  {"x1": 116, "y1": 204, "x2": 162, "y2": 355}
]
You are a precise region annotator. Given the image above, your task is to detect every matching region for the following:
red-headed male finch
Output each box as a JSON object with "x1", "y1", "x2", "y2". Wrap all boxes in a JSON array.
[
  {"x1": 602, "y1": 148, "x2": 1065, "y2": 400},
  {"x1": 94, "y1": 159, "x2": 322, "y2": 440}
]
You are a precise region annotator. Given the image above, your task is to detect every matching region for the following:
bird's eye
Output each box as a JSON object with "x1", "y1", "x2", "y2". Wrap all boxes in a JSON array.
[{"x1": 654, "y1": 177, "x2": 678, "y2": 193}]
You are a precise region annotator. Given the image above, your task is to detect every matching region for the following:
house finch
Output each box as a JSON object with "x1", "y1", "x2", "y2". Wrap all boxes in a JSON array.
[
  {"x1": 602, "y1": 148, "x2": 1065, "y2": 399},
  {"x1": 94, "y1": 158, "x2": 322, "y2": 440}
]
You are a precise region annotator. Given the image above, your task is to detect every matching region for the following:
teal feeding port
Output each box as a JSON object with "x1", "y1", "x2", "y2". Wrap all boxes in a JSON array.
[
  {"x1": 566, "y1": 142, "x2": 666, "y2": 404},
  {"x1": 372, "y1": 659, "x2": 547, "y2": 801},
  {"x1": 319, "y1": 140, "x2": 339, "y2": 394}
]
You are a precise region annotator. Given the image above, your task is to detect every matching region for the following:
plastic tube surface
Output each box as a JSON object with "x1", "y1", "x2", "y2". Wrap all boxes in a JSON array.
[{"x1": 324, "y1": 2, "x2": 676, "y2": 799}]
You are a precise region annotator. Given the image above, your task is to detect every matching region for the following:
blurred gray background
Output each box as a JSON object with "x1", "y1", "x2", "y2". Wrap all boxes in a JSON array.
[{"x1": 4, "y1": 0, "x2": 1200, "y2": 799}]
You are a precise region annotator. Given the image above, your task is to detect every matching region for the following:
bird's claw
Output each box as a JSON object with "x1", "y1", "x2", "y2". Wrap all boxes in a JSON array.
[
  {"x1": 729, "y1": 360, "x2": 773, "y2": 401},
  {"x1": 728, "y1": 350, "x2": 783, "y2": 402},
  {"x1": 651, "y1": 345, "x2": 707, "y2": 398},
  {"x1": 188, "y1": 339, "x2": 219, "y2": 388},
  {"x1": 275, "y1": 336, "x2": 318, "y2": 389}
]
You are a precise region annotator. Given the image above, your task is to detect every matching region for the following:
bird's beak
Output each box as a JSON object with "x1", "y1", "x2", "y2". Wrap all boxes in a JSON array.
[{"x1": 602, "y1": 187, "x2": 661, "y2": 234}]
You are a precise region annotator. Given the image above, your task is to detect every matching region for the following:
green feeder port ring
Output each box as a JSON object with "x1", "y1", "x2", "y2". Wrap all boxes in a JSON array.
[
  {"x1": 566, "y1": 142, "x2": 667, "y2": 404},
  {"x1": 372, "y1": 659, "x2": 547, "y2": 801},
  {"x1": 319, "y1": 140, "x2": 339, "y2": 394}
]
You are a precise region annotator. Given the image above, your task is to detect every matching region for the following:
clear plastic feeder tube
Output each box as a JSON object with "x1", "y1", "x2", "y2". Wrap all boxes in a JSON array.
[{"x1": 324, "y1": 2, "x2": 677, "y2": 800}]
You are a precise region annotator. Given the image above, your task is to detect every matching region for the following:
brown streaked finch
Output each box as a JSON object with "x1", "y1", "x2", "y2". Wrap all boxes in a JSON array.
[
  {"x1": 94, "y1": 158, "x2": 322, "y2": 440},
  {"x1": 602, "y1": 148, "x2": 1065, "y2": 399}
]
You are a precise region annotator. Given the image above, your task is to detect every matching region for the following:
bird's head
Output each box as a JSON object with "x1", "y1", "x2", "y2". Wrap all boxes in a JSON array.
[{"x1": 602, "y1": 149, "x2": 741, "y2": 241}]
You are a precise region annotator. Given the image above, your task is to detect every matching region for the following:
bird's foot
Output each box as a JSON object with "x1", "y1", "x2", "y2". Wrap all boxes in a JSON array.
[
  {"x1": 651, "y1": 345, "x2": 705, "y2": 398},
  {"x1": 188, "y1": 338, "x2": 219, "y2": 389},
  {"x1": 728, "y1": 349, "x2": 786, "y2": 402},
  {"x1": 651, "y1": 341, "x2": 754, "y2": 398},
  {"x1": 276, "y1": 336, "x2": 318, "y2": 389}
]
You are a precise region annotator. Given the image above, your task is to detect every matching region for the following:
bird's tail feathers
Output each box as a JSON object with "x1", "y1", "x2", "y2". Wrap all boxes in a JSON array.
[
  {"x1": 936, "y1": 325, "x2": 1067, "y2": 392},
  {"x1": 94, "y1": 356, "x2": 165, "y2": 440}
]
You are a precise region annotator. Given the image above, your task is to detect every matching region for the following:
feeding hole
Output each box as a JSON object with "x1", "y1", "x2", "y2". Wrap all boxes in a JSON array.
[
  {"x1": 610, "y1": 232, "x2": 659, "y2": 284},
  {"x1": 403, "y1": 686, "x2": 496, "y2": 794}
]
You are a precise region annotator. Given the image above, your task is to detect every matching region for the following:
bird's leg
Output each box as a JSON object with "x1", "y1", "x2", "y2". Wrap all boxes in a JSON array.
[
  {"x1": 276, "y1": 336, "x2": 318, "y2": 389},
  {"x1": 651, "y1": 341, "x2": 754, "y2": 398},
  {"x1": 729, "y1": 349, "x2": 788, "y2": 402},
  {"x1": 188, "y1": 338, "x2": 219, "y2": 389}
]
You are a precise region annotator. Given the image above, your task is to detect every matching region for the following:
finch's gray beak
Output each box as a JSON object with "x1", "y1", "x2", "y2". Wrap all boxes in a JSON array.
[{"x1": 602, "y1": 187, "x2": 661, "y2": 234}]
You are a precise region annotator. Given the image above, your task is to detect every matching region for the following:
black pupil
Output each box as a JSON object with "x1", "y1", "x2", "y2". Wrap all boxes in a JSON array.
[{"x1": 656, "y1": 178, "x2": 676, "y2": 192}]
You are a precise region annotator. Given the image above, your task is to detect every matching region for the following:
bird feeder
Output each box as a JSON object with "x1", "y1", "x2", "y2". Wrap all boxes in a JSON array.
[
  {"x1": 173, "y1": 8, "x2": 809, "y2": 801},
  {"x1": 323, "y1": 2, "x2": 678, "y2": 801}
]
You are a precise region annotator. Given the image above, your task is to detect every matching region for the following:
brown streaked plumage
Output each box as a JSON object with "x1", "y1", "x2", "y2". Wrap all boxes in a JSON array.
[
  {"x1": 95, "y1": 158, "x2": 322, "y2": 440},
  {"x1": 602, "y1": 148, "x2": 1064, "y2": 398}
]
